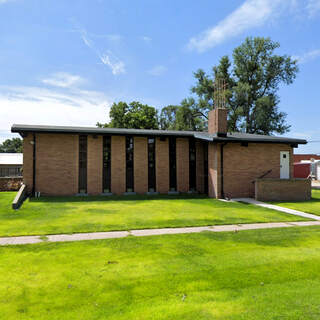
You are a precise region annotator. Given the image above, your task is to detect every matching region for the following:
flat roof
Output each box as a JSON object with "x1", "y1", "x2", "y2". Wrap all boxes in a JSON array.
[
  {"x1": 0, "y1": 153, "x2": 23, "y2": 165},
  {"x1": 11, "y1": 124, "x2": 307, "y2": 145}
]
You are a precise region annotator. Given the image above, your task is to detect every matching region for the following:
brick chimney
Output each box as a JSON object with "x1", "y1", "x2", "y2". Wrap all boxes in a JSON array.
[{"x1": 208, "y1": 108, "x2": 228, "y2": 136}]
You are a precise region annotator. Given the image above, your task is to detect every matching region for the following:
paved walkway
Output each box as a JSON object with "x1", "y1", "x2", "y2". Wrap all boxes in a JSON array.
[
  {"x1": 1, "y1": 221, "x2": 320, "y2": 246},
  {"x1": 233, "y1": 198, "x2": 320, "y2": 221}
]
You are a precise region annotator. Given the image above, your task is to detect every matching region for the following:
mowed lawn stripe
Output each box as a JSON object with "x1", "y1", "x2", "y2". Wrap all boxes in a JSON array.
[
  {"x1": 0, "y1": 192, "x2": 309, "y2": 237},
  {"x1": 1, "y1": 227, "x2": 320, "y2": 319}
]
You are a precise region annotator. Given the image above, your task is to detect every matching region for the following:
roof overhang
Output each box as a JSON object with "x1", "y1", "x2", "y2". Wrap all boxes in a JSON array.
[
  {"x1": 11, "y1": 124, "x2": 196, "y2": 138},
  {"x1": 11, "y1": 124, "x2": 307, "y2": 145}
]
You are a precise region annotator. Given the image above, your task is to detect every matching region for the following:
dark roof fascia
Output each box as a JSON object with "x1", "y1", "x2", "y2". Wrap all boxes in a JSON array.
[
  {"x1": 194, "y1": 133, "x2": 307, "y2": 145},
  {"x1": 212, "y1": 137, "x2": 307, "y2": 145},
  {"x1": 11, "y1": 124, "x2": 307, "y2": 145},
  {"x1": 213, "y1": 139, "x2": 308, "y2": 145},
  {"x1": 11, "y1": 124, "x2": 196, "y2": 138}
]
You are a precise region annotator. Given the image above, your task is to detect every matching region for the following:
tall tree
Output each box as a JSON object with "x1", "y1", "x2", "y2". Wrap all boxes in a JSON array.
[
  {"x1": 0, "y1": 138, "x2": 23, "y2": 153},
  {"x1": 159, "y1": 101, "x2": 206, "y2": 131},
  {"x1": 232, "y1": 37, "x2": 297, "y2": 134},
  {"x1": 97, "y1": 101, "x2": 159, "y2": 129},
  {"x1": 159, "y1": 105, "x2": 179, "y2": 130},
  {"x1": 183, "y1": 37, "x2": 298, "y2": 135}
]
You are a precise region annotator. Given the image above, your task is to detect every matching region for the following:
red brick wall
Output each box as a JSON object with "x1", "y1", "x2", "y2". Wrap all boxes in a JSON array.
[
  {"x1": 111, "y1": 136, "x2": 126, "y2": 195},
  {"x1": 87, "y1": 135, "x2": 103, "y2": 195},
  {"x1": 156, "y1": 137, "x2": 169, "y2": 193},
  {"x1": 134, "y1": 137, "x2": 148, "y2": 194},
  {"x1": 223, "y1": 143, "x2": 293, "y2": 198},
  {"x1": 35, "y1": 134, "x2": 79, "y2": 196},
  {"x1": 208, "y1": 108, "x2": 228, "y2": 134},
  {"x1": 255, "y1": 178, "x2": 311, "y2": 201},
  {"x1": 22, "y1": 133, "x2": 296, "y2": 199},
  {"x1": 176, "y1": 138, "x2": 189, "y2": 192},
  {"x1": 294, "y1": 154, "x2": 320, "y2": 162},
  {"x1": 196, "y1": 141, "x2": 204, "y2": 193},
  {"x1": 23, "y1": 135, "x2": 34, "y2": 194}
]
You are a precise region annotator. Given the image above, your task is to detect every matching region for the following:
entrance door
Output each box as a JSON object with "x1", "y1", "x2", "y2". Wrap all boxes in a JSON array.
[{"x1": 280, "y1": 151, "x2": 290, "y2": 179}]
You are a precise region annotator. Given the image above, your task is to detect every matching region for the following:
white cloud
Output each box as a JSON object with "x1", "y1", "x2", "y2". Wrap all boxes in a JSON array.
[
  {"x1": 0, "y1": 85, "x2": 111, "y2": 143},
  {"x1": 102, "y1": 34, "x2": 123, "y2": 42},
  {"x1": 0, "y1": 0, "x2": 13, "y2": 3},
  {"x1": 141, "y1": 36, "x2": 152, "y2": 43},
  {"x1": 307, "y1": 0, "x2": 320, "y2": 16},
  {"x1": 83, "y1": 32, "x2": 123, "y2": 43},
  {"x1": 81, "y1": 30, "x2": 94, "y2": 49},
  {"x1": 42, "y1": 72, "x2": 84, "y2": 88},
  {"x1": 99, "y1": 52, "x2": 126, "y2": 75},
  {"x1": 147, "y1": 65, "x2": 167, "y2": 76},
  {"x1": 293, "y1": 49, "x2": 320, "y2": 63},
  {"x1": 187, "y1": 0, "x2": 295, "y2": 53},
  {"x1": 74, "y1": 25, "x2": 126, "y2": 75}
]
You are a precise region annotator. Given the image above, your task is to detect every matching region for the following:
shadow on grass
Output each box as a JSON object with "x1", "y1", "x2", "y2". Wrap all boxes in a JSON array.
[
  {"x1": 236, "y1": 201, "x2": 251, "y2": 205},
  {"x1": 29, "y1": 194, "x2": 209, "y2": 203}
]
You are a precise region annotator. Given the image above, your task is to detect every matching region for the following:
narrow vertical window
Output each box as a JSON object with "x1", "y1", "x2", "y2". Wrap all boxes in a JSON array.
[
  {"x1": 148, "y1": 137, "x2": 156, "y2": 192},
  {"x1": 169, "y1": 137, "x2": 177, "y2": 191},
  {"x1": 126, "y1": 136, "x2": 134, "y2": 192},
  {"x1": 203, "y1": 142, "x2": 208, "y2": 194},
  {"x1": 79, "y1": 135, "x2": 87, "y2": 194},
  {"x1": 189, "y1": 138, "x2": 196, "y2": 191},
  {"x1": 103, "y1": 136, "x2": 111, "y2": 193}
]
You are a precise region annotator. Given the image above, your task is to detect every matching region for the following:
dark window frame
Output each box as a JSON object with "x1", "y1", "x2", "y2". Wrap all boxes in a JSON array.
[
  {"x1": 102, "y1": 136, "x2": 111, "y2": 193},
  {"x1": 169, "y1": 137, "x2": 177, "y2": 191},
  {"x1": 148, "y1": 137, "x2": 156, "y2": 192},
  {"x1": 78, "y1": 135, "x2": 87, "y2": 194},
  {"x1": 126, "y1": 136, "x2": 134, "y2": 192}
]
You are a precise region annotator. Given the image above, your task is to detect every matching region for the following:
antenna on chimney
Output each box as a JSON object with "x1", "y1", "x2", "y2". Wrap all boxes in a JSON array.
[{"x1": 213, "y1": 78, "x2": 227, "y2": 109}]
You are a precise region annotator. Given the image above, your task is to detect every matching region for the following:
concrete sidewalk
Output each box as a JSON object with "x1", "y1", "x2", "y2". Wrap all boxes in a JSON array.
[
  {"x1": 1, "y1": 221, "x2": 320, "y2": 246},
  {"x1": 232, "y1": 198, "x2": 320, "y2": 221}
]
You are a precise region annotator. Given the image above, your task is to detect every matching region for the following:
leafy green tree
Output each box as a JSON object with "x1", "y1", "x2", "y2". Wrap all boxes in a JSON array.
[
  {"x1": 184, "y1": 37, "x2": 298, "y2": 135},
  {"x1": 97, "y1": 101, "x2": 159, "y2": 129},
  {"x1": 159, "y1": 102, "x2": 206, "y2": 131},
  {"x1": 159, "y1": 105, "x2": 179, "y2": 130},
  {"x1": 0, "y1": 138, "x2": 23, "y2": 153}
]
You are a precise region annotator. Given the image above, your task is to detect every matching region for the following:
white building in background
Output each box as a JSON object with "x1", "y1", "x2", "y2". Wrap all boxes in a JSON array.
[
  {"x1": 0, "y1": 153, "x2": 23, "y2": 177},
  {"x1": 300, "y1": 159, "x2": 320, "y2": 180}
]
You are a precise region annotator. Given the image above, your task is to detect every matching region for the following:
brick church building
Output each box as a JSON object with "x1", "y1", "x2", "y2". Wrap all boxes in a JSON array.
[{"x1": 12, "y1": 108, "x2": 309, "y2": 200}]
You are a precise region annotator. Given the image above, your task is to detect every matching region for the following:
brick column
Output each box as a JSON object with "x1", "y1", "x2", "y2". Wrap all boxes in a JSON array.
[
  {"x1": 196, "y1": 141, "x2": 204, "y2": 193},
  {"x1": 156, "y1": 137, "x2": 169, "y2": 193},
  {"x1": 208, "y1": 143, "x2": 221, "y2": 198},
  {"x1": 208, "y1": 108, "x2": 228, "y2": 134},
  {"x1": 134, "y1": 137, "x2": 148, "y2": 194},
  {"x1": 176, "y1": 138, "x2": 189, "y2": 193},
  {"x1": 87, "y1": 135, "x2": 103, "y2": 195},
  {"x1": 23, "y1": 135, "x2": 34, "y2": 194},
  {"x1": 289, "y1": 146, "x2": 294, "y2": 179},
  {"x1": 111, "y1": 136, "x2": 126, "y2": 195}
]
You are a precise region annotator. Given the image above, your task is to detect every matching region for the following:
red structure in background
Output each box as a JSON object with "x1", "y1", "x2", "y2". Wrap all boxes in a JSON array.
[
  {"x1": 294, "y1": 162, "x2": 310, "y2": 178},
  {"x1": 294, "y1": 154, "x2": 320, "y2": 162}
]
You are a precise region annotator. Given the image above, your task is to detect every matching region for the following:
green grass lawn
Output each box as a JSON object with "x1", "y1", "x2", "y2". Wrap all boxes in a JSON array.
[
  {"x1": 1, "y1": 227, "x2": 320, "y2": 319},
  {"x1": 0, "y1": 192, "x2": 309, "y2": 237},
  {"x1": 272, "y1": 189, "x2": 320, "y2": 216}
]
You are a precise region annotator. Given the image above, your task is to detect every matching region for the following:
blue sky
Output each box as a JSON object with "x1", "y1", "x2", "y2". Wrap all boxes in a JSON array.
[{"x1": 0, "y1": 0, "x2": 319, "y2": 153}]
